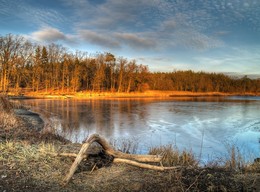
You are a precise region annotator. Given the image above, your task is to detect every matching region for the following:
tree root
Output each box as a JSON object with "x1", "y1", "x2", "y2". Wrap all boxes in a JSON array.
[{"x1": 61, "y1": 134, "x2": 180, "y2": 185}]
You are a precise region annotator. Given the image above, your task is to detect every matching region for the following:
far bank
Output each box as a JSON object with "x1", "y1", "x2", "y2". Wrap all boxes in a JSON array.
[{"x1": 7, "y1": 90, "x2": 260, "y2": 100}]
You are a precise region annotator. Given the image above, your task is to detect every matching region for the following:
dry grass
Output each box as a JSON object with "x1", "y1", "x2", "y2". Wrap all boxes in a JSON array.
[
  {"x1": 0, "y1": 111, "x2": 19, "y2": 129},
  {"x1": 110, "y1": 138, "x2": 139, "y2": 154},
  {"x1": 0, "y1": 140, "x2": 74, "y2": 191},
  {"x1": 22, "y1": 90, "x2": 237, "y2": 99},
  {"x1": 149, "y1": 144, "x2": 198, "y2": 167},
  {"x1": 225, "y1": 144, "x2": 245, "y2": 170},
  {"x1": 0, "y1": 95, "x2": 20, "y2": 130},
  {"x1": 0, "y1": 95, "x2": 13, "y2": 112}
]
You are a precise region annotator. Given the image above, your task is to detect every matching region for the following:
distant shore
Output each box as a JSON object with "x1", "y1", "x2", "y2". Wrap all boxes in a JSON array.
[{"x1": 8, "y1": 90, "x2": 260, "y2": 100}]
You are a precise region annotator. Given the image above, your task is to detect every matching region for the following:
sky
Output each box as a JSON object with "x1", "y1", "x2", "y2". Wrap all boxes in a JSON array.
[{"x1": 0, "y1": 0, "x2": 260, "y2": 78}]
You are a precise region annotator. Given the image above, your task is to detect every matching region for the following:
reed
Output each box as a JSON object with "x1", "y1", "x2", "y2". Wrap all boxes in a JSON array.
[{"x1": 149, "y1": 144, "x2": 198, "y2": 167}]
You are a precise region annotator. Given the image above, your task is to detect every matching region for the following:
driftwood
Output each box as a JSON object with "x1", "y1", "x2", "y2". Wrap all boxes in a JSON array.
[{"x1": 62, "y1": 134, "x2": 180, "y2": 185}]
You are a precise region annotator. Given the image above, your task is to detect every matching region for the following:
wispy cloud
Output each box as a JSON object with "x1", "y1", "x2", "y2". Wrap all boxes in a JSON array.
[
  {"x1": 0, "y1": 0, "x2": 12, "y2": 17},
  {"x1": 193, "y1": 46, "x2": 260, "y2": 74},
  {"x1": 27, "y1": 0, "x2": 259, "y2": 51},
  {"x1": 78, "y1": 30, "x2": 120, "y2": 48},
  {"x1": 115, "y1": 33, "x2": 156, "y2": 49},
  {"x1": 31, "y1": 27, "x2": 66, "y2": 42},
  {"x1": 0, "y1": 0, "x2": 67, "y2": 29}
]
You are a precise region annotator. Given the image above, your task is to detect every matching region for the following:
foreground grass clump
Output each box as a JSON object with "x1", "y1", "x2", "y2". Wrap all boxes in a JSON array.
[
  {"x1": 0, "y1": 95, "x2": 19, "y2": 129},
  {"x1": 0, "y1": 141, "x2": 75, "y2": 191},
  {"x1": 149, "y1": 144, "x2": 197, "y2": 167},
  {"x1": 0, "y1": 111, "x2": 19, "y2": 129}
]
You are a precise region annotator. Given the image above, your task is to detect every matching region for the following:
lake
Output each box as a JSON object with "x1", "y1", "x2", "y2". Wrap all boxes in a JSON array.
[{"x1": 21, "y1": 96, "x2": 260, "y2": 163}]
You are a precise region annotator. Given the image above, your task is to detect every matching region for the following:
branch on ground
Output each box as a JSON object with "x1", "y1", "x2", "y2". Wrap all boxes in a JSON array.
[{"x1": 60, "y1": 134, "x2": 180, "y2": 185}]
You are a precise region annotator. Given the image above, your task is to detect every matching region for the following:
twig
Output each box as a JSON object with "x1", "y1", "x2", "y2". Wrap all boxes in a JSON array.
[
  {"x1": 90, "y1": 164, "x2": 97, "y2": 173},
  {"x1": 185, "y1": 169, "x2": 205, "y2": 192}
]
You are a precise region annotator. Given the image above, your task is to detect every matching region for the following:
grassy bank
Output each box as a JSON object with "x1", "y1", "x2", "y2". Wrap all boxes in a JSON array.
[
  {"x1": 1, "y1": 95, "x2": 260, "y2": 191},
  {"x1": 8, "y1": 89, "x2": 260, "y2": 100}
]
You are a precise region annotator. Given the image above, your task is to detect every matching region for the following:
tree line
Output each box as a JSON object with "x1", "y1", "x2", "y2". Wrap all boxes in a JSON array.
[{"x1": 0, "y1": 34, "x2": 259, "y2": 94}]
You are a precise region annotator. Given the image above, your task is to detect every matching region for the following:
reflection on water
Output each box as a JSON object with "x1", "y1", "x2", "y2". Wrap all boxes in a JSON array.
[{"x1": 22, "y1": 97, "x2": 260, "y2": 162}]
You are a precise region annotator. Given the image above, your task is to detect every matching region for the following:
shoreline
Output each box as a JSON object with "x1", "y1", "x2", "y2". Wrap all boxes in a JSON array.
[
  {"x1": 14, "y1": 108, "x2": 45, "y2": 132},
  {"x1": 8, "y1": 90, "x2": 260, "y2": 100}
]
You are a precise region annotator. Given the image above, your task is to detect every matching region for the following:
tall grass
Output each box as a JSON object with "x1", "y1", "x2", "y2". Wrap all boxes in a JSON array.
[
  {"x1": 0, "y1": 140, "x2": 69, "y2": 185},
  {"x1": 0, "y1": 111, "x2": 19, "y2": 129},
  {"x1": 0, "y1": 95, "x2": 19, "y2": 130},
  {"x1": 0, "y1": 95, "x2": 13, "y2": 112},
  {"x1": 225, "y1": 144, "x2": 245, "y2": 170},
  {"x1": 110, "y1": 138, "x2": 139, "y2": 154},
  {"x1": 149, "y1": 144, "x2": 198, "y2": 167}
]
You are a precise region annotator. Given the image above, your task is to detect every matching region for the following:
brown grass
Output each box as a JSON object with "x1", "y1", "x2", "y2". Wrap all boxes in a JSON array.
[
  {"x1": 0, "y1": 95, "x2": 19, "y2": 130},
  {"x1": 149, "y1": 144, "x2": 198, "y2": 167},
  {"x1": 0, "y1": 111, "x2": 19, "y2": 129},
  {"x1": 0, "y1": 95, "x2": 13, "y2": 112},
  {"x1": 11, "y1": 90, "x2": 240, "y2": 99}
]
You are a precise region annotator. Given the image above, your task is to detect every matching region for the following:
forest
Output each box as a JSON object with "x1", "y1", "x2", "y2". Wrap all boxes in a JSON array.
[{"x1": 0, "y1": 34, "x2": 259, "y2": 94}]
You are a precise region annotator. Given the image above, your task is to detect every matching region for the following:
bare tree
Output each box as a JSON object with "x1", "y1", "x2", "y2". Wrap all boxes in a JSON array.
[{"x1": 0, "y1": 34, "x2": 25, "y2": 92}]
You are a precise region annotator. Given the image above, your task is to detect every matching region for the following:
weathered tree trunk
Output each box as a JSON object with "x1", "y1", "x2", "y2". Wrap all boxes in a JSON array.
[
  {"x1": 62, "y1": 134, "x2": 180, "y2": 186},
  {"x1": 62, "y1": 135, "x2": 97, "y2": 185}
]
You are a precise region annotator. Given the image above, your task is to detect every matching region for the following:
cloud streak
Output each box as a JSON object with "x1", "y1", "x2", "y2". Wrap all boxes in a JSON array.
[
  {"x1": 31, "y1": 27, "x2": 66, "y2": 42},
  {"x1": 78, "y1": 30, "x2": 120, "y2": 48},
  {"x1": 0, "y1": 0, "x2": 67, "y2": 29},
  {"x1": 115, "y1": 33, "x2": 156, "y2": 49}
]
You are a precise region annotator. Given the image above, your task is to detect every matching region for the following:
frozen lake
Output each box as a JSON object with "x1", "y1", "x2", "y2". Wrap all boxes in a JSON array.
[{"x1": 22, "y1": 96, "x2": 260, "y2": 163}]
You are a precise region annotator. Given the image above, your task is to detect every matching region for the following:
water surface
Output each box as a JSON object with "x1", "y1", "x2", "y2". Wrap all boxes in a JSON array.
[{"x1": 22, "y1": 96, "x2": 260, "y2": 162}]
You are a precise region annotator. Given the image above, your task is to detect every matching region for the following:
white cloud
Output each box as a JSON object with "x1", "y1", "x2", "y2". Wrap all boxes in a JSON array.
[{"x1": 31, "y1": 27, "x2": 66, "y2": 42}]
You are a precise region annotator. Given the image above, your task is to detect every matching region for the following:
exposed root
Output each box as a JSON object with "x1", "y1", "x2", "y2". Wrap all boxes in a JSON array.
[{"x1": 62, "y1": 134, "x2": 180, "y2": 185}]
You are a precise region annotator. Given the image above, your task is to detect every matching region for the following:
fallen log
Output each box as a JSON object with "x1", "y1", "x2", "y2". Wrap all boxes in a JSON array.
[
  {"x1": 62, "y1": 134, "x2": 178, "y2": 185},
  {"x1": 63, "y1": 137, "x2": 95, "y2": 185},
  {"x1": 81, "y1": 134, "x2": 162, "y2": 163},
  {"x1": 47, "y1": 152, "x2": 180, "y2": 171}
]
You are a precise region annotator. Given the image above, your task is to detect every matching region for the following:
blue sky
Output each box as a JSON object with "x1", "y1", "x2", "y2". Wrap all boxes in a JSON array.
[{"x1": 1, "y1": 0, "x2": 260, "y2": 77}]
